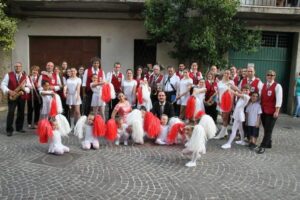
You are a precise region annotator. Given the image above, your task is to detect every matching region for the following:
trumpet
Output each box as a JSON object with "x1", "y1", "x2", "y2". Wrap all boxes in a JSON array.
[{"x1": 9, "y1": 79, "x2": 26, "y2": 101}]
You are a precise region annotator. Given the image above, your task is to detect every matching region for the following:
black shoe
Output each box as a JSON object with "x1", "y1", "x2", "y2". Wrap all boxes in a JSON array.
[
  {"x1": 257, "y1": 147, "x2": 265, "y2": 154},
  {"x1": 7, "y1": 132, "x2": 13, "y2": 137},
  {"x1": 16, "y1": 129, "x2": 26, "y2": 133}
]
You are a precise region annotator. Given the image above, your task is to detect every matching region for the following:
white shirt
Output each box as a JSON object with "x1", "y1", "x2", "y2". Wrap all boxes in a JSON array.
[
  {"x1": 82, "y1": 67, "x2": 106, "y2": 87},
  {"x1": 163, "y1": 74, "x2": 180, "y2": 92},
  {"x1": 246, "y1": 102, "x2": 262, "y2": 126},
  {"x1": 37, "y1": 72, "x2": 62, "y2": 92},
  {"x1": 1, "y1": 72, "x2": 30, "y2": 95}
]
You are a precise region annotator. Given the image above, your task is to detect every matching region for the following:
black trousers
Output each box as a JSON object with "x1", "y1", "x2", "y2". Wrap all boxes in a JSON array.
[
  {"x1": 205, "y1": 103, "x2": 218, "y2": 123},
  {"x1": 6, "y1": 98, "x2": 25, "y2": 133},
  {"x1": 108, "y1": 98, "x2": 119, "y2": 119},
  {"x1": 84, "y1": 91, "x2": 93, "y2": 116},
  {"x1": 27, "y1": 99, "x2": 41, "y2": 125},
  {"x1": 260, "y1": 113, "x2": 277, "y2": 148}
]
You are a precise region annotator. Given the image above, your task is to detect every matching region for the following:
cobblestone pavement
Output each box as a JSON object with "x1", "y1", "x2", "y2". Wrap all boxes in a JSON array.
[{"x1": 0, "y1": 113, "x2": 299, "y2": 200}]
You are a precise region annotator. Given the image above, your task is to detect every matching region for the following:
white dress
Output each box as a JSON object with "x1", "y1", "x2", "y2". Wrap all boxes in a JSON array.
[
  {"x1": 82, "y1": 124, "x2": 99, "y2": 147},
  {"x1": 40, "y1": 90, "x2": 54, "y2": 115},
  {"x1": 137, "y1": 82, "x2": 152, "y2": 111},
  {"x1": 217, "y1": 80, "x2": 234, "y2": 112},
  {"x1": 233, "y1": 94, "x2": 250, "y2": 122},
  {"x1": 194, "y1": 87, "x2": 206, "y2": 113},
  {"x1": 122, "y1": 79, "x2": 137, "y2": 106},
  {"x1": 156, "y1": 125, "x2": 169, "y2": 144},
  {"x1": 91, "y1": 83, "x2": 105, "y2": 107},
  {"x1": 117, "y1": 124, "x2": 129, "y2": 142},
  {"x1": 179, "y1": 78, "x2": 193, "y2": 106},
  {"x1": 48, "y1": 130, "x2": 70, "y2": 154},
  {"x1": 66, "y1": 77, "x2": 82, "y2": 105}
]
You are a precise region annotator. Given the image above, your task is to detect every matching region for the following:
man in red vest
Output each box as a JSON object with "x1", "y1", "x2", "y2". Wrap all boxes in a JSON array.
[
  {"x1": 239, "y1": 64, "x2": 263, "y2": 95},
  {"x1": 257, "y1": 70, "x2": 283, "y2": 154},
  {"x1": 37, "y1": 61, "x2": 62, "y2": 92},
  {"x1": 106, "y1": 62, "x2": 124, "y2": 118},
  {"x1": 189, "y1": 62, "x2": 203, "y2": 85},
  {"x1": 230, "y1": 65, "x2": 239, "y2": 86},
  {"x1": 176, "y1": 63, "x2": 186, "y2": 80},
  {"x1": 149, "y1": 64, "x2": 164, "y2": 103},
  {"x1": 1, "y1": 62, "x2": 30, "y2": 136},
  {"x1": 82, "y1": 57, "x2": 105, "y2": 115}
]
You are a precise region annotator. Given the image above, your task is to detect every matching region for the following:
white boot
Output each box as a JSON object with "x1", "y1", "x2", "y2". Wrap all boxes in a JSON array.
[{"x1": 70, "y1": 117, "x2": 75, "y2": 130}]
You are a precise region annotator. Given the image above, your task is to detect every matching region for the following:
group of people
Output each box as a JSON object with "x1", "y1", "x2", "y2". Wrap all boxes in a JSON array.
[{"x1": 0, "y1": 57, "x2": 284, "y2": 167}]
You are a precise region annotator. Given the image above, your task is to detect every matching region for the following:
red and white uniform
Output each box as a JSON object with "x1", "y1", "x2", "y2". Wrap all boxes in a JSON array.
[
  {"x1": 1, "y1": 71, "x2": 30, "y2": 98},
  {"x1": 106, "y1": 71, "x2": 124, "y2": 94},
  {"x1": 189, "y1": 71, "x2": 203, "y2": 85},
  {"x1": 82, "y1": 67, "x2": 105, "y2": 92},
  {"x1": 261, "y1": 81, "x2": 283, "y2": 115},
  {"x1": 239, "y1": 77, "x2": 263, "y2": 94}
]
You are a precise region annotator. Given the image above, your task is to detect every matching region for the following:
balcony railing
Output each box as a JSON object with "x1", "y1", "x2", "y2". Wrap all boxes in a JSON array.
[{"x1": 240, "y1": 0, "x2": 300, "y2": 7}]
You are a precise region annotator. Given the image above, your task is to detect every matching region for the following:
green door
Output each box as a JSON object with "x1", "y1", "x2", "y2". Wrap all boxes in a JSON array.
[{"x1": 229, "y1": 32, "x2": 292, "y2": 112}]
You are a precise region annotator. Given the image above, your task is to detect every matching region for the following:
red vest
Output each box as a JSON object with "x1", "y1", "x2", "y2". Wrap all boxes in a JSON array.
[
  {"x1": 8, "y1": 71, "x2": 27, "y2": 100},
  {"x1": 176, "y1": 71, "x2": 184, "y2": 80},
  {"x1": 205, "y1": 80, "x2": 217, "y2": 101},
  {"x1": 261, "y1": 82, "x2": 277, "y2": 114},
  {"x1": 189, "y1": 71, "x2": 202, "y2": 85},
  {"x1": 41, "y1": 73, "x2": 58, "y2": 86},
  {"x1": 111, "y1": 72, "x2": 123, "y2": 94},
  {"x1": 28, "y1": 75, "x2": 40, "y2": 101},
  {"x1": 233, "y1": 75, "x2": 239, "y2": 86},
  {"x1": 85, "y1": 67, "x2": 104, "y2": 92},
  {"x1": 241, "y1": 77, "x2": 260, "y2": 93},
  {"x1": 149, "y1": 74, "x2": 163, "y2": 87}
]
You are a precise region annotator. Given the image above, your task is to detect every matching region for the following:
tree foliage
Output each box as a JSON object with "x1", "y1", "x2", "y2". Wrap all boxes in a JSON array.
[
  {"x1": 0, "y1": 1, "x2": 17, "y2": 51},
  {"x1": 144, "y1": 0, "x2": 261, "y2": 67}
]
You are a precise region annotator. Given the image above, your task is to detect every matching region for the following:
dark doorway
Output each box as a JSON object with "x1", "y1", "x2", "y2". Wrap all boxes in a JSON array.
[
  {"x1": 29, "y1": 36, "x2": 101, "y2": 70},
  {"x1": 134, "y1": 39, "x2": 156, "y2": 69}
]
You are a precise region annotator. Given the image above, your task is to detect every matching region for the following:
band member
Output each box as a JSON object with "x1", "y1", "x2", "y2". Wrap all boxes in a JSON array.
[
  {"x1": 257, "y1": 70, "x2": 283, "y2": 154},
  {"x1": 148, "y1": 65, "x2": 164, "y2": 103},
  {"x1": 176, "y1": 64, "x2": 186, "y2": 80},
  {"x1": 27, "y1": 65, "x2": 41, "y2": 128},
  {"x1": 230, "y1": 65, "x2": 239, "y2": 86},
  {"x1": 189, "y1": 62, "x2": 203, "y2": 85},
  {"x1": 204, "y1": 71, "x2": 218, "y2": 122},
  {"x1": 1, "y1": 62, "x2": 31, "y2": 136},
  {"x1": 239, "y1": 64, "x2": 263, "y2": 95},
  {"x1": 37, "y1": 62, "x2": 62, "y2": 92},
  {"x1": 82, "y1": 57, "x2": 105, "y2": 115},
  {"x1": 106, "y1": 62, "x2": 124, "y2": 118}
]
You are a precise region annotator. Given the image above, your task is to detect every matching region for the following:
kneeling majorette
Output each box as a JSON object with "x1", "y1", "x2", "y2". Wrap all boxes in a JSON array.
[
  {"x1": 37, "y1": 114, "x2": 71, "y2": 155},
  {"x1": 182, "y1": 111, "x2": 217, "y2": 167},
  {"x1": 74, "y1": 114, "x2": 106, "y2": 150}
]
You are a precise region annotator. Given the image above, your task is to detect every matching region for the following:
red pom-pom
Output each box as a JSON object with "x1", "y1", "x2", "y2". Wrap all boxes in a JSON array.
[
  {"x1": 185, "y1": 96, "x2": 196, "y2": 120},
  {"x1": 105, "y1": 119, "x2": 118, "y2": 141},
  {"x1": 93, "y1": 115, "x2": 106, "y2": 137},
  {"x1": 220, "y1": 90, "x2": 233, "y2": 112},
  {"x1": 101, "y1": 83, "x2": 111, "y2": 103},
  {"x1": 167, "y1": 123, "x2": 185, "y2": 144},
  {"x1": 143, "y1": 111, "x2": 152, "y2": 132},
  {"x1": 195, "y1": 110, "x2": 205, "y2": 120},
  {"x1": 37, "y1": 119, "x2": 53, "y2": 143},
  {"x1": 137, "y1": 86, "x2": 143, "y2": 104},
  {"x1": 49, "y1": 95, "x2": 57, "y2": 117},
  {"x1": 144, "y1": 112, "x2": 160, "y2": 138}
]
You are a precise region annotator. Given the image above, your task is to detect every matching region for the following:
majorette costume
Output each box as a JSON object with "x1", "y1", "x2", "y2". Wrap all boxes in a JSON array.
[
  {"x1": 74, "y1": 115, "x2": 106, "y2": 150},
  {"x1": 185, "y1": 86, "x2": 206, "y2": 121},
  {"x1": 167, "y1": 117, "x2": 186, "y2": 145},
  {"x1": 182, "y1": 112, "x2": 217, "y2": 167},
  {"x1": 126, "y1": 109, "x2": 145, "y2": 144},
  {"x1": 136, "y1": 80, "x2": 153, "y2": 111}
]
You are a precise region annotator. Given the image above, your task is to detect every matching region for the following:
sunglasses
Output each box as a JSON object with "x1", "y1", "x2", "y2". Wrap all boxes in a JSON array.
[{"x1": 267, "y1": 74, "x2": 275, "y2": 77}]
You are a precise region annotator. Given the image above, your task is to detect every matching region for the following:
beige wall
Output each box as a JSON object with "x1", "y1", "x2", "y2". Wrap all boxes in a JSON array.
[{"x1": 12, "y1": 18, "x2": 177, "y2": 73}]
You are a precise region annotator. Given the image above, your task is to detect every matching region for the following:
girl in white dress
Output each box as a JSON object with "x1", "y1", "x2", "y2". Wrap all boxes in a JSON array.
[
  {"x1": 193, "y1": 79, "x2": 207, "y2": 113},
  {"x1": 40, "y1": 80, "x2": 55, "y2": 119},
  {"x1": 176, "y1": 70, "x2": 193, "y2": 119},
  {"x1": 222, "y1": 85, "x2": 250, "y2": 149},
  {"x1": 122, "y1": 69, "x2": 137, "y2": 106},
  {"x1": 90, "y1": 74, "x2": 106, "y2": 120},
  {"x1": 214, "y1": 70, "x2": 239, "y2": 139},
  {"x1": 136, "y1": 78, "x2": 152, "y2": 111},
  {"x1": 64, "y1": 68, "x2": 82, "y2": 129},
  {"x1": 155, "y1": 114, "x2": 170, "y2": 145}
]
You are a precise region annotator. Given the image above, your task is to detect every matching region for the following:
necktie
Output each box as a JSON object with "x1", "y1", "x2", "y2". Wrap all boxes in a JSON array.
[
  {"x1": 267, "y1": 83, "x2": 270, "y2": 89},
  {"x1": 160, "y1": 104, "x2": 164, "y2": 115},
  {"x1": 17, "y1": 74, "x2": 20, "y2": 82}
]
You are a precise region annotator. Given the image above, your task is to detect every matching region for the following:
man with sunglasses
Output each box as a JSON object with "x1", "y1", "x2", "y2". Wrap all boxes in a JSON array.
[{"x1": 257, "y1": 70, "x2": 283, "y2": 154}]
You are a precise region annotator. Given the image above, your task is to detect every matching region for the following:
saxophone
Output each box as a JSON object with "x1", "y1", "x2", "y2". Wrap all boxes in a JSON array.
[{"x1": 9, "y1": 79, "x2": 26, "y2": 101}]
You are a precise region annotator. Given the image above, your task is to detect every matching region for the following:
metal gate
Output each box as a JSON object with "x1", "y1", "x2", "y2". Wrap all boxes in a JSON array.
[{"x1": 228, "y1": 32, "x2": 293, "y2": 111}]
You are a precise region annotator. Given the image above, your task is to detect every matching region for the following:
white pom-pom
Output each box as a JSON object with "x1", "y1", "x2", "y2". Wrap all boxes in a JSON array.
[{"x1": 74, "y1": 116, "x2": 87, "y2": 139}]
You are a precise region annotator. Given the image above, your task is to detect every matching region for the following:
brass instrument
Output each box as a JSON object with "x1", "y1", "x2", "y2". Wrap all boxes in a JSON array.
[{"x1": 9, "y1": 79, "x2": 26, "y2": 100}]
